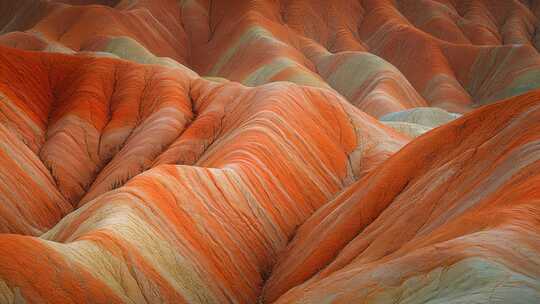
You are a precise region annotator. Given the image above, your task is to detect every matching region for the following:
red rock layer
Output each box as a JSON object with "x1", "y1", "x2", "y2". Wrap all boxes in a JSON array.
[
  {"x1": 2, "y1": 0, "x2": 539, "y2": 116},
  {"x1": 264, "y1": 91, "x2": 540, "y2": 303},
  {"x1": 0, "y1": 45, "x2": 408, "y2": 302},
  {"x1": 0, "y1": 1, "x2": 539, "y2": 303}
]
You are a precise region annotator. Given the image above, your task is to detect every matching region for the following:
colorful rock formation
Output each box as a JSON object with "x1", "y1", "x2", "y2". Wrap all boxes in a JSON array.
[
  {"x1": 0, "y1": 0, "x2": 539, "y2": 303},
  {"x1": 379, "y1": 107, "x2": 461, "y2": 137}
]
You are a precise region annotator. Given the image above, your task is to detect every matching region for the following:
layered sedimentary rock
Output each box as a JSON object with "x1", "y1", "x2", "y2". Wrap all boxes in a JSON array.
[
  {"x1": 263, "y1": 91, "x2": 540, "y2": 303},
  {"x1": 0, "y1": 0, "x2": 539, "y2": 303},
  {"x1": 2, "y1": 0, "x2": 540, "y2": 115},
  {"x1": 379, "y1": 107, "x2": 461, "y2": 137},
  {"x1": 0, "y1": 45, "x2": 407, "y2": 302}
]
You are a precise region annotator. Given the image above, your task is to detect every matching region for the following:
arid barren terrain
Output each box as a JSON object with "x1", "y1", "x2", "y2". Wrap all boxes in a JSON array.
[{"x1": 0, "y1": 0, "x2": 539, "y2": 303}]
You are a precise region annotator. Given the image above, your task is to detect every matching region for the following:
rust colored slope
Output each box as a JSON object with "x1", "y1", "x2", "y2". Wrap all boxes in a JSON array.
[
  {"x1": 34, "y1": 3, "x2": 188, "y2": 63},
  {"x1": 0, "y1": 123, "x2": 71, "y2": 235},
  {"x1": 0, "y1": 1, "x2": 539, "y2": 303},
  {"x1": 263, "y1": 90, "x2": 540, "y2": 303},
  {"x1": 0, "y1": 49, "x2": 406, "y2": 302},
  {"x1": 3, "y1": 0, "x2": 539, "y2": 114},
  {"x1": 0, "y1": 0, "x2": 189, "y2": 64},
  {"x1": 0, "y1": 45, "x2": 194, "y2": 208},
  {"x1": 281, "y1": 0, "x2": 540, "y2": 112},
  {"x1": 0, "y1": 0, "x2": 50, "y2": 34}
]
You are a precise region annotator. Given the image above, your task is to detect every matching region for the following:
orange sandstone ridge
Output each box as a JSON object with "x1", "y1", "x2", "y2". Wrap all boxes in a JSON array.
[{"x1": 0, "y1": 1, "x2": 539, "y2": 303}]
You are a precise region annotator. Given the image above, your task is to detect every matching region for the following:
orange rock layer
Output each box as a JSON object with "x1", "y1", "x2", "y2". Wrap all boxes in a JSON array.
[{"x1": 0, "y1": 0, "x2": 539, "y2": 303}]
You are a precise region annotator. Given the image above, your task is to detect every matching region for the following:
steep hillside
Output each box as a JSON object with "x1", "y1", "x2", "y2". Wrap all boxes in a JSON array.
[{"x1": 0, "y1": 1, "x2": 539, "y2": 303}]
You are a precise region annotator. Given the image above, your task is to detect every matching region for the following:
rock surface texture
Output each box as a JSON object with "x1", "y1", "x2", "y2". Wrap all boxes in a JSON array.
[{"x1": 0, "y1": 0, "x2": 539, "y2": 303}]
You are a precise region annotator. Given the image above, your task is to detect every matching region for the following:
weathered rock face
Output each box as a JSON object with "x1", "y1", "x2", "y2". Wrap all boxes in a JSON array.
[
  {"x1": 0, "y1": 46, "x2": 406, "y2": 302},
  {"x1": 0, "y1": 1, "x2": 539, "y2": 303},
  {"x1": 379, "y1": 107, "x2": 461, "y2": 137},
  {"x1": 263, "y1": 91, "x2": 540, "y2": 303}
]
